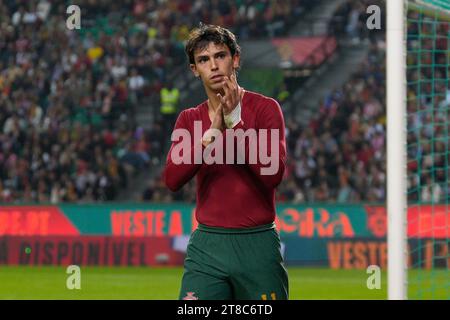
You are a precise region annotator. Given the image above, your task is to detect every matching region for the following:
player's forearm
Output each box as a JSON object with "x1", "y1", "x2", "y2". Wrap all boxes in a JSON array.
[
  {"x1": 163, "y1": 144, "x2": 203, "y2": 192},
  {"x1": 242, "y1": 138, "x2": 286, "y2": 189}
]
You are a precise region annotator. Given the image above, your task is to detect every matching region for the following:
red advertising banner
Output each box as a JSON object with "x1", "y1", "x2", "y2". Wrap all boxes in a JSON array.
[
  {"x1": 327, "y1": 240, "x2": 388, "y2": 269},
  {"x1": 408, "y1": 205, "x2": 449, "y2": 238},
  {"x1": 110, "y1": 210, "x2": 188, "y2": 236},
  {"x1": 0, "y1": 236, "x2": 185, "y2": 266},
  {"x1": 284, "y1": 238, "x2": 449, "y2": 269},
  {"x1": 0, "y1": 204, "x2": 447, "y2": 238},
  {"x1": 0, "y1": 207, "x2": 79, "y2": 236},
  {"x1": 327, "y1": 239, "x2": 449, "y2": 270},
  {"x1": 365, "y1": 205, "x2": 449, "y2": 238}
]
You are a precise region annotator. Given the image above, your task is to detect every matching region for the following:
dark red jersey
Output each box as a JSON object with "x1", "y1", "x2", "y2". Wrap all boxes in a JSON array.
[{"x1": 164, "y1": 90, "x2": 286, "y2": 228}]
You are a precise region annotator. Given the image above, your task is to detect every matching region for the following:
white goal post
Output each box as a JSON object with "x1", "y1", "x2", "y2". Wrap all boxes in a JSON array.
[{"x1": 387, "y1": 0, "x2": 408, "y2": 301}]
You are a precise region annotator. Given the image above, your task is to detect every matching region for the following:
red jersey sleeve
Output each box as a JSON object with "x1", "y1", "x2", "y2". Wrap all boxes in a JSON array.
[
  {"x1": 232, "y1": 98, "x2": 286, "y2": 189},
  {"x1": 163, "y1": 110, "x2": 204, "y2": 192}
]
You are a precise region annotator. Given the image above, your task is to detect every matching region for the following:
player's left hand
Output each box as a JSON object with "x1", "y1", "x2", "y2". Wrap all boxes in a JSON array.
[{"x1": 218, "y1": 73, "x2": 244, "y2": 115}]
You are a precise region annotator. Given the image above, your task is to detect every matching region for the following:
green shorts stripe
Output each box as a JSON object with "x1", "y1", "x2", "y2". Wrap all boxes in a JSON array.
[{"x1": 197, "y1": 222, "x2": 276, "y2": 234}]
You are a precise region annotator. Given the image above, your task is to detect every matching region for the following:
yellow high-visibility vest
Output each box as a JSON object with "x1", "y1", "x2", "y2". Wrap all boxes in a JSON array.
[{"x1": 160, "y1": 88, "x2": 179, "y2": 114}]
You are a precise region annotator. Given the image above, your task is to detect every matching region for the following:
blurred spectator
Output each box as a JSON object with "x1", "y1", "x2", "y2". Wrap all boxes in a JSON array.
[
  {"x1": 160, "y1": 81, "x2": 180, "y2": 137},
  {"x1": 128, "y1": 68, "x2": 145, "y2": 104}
]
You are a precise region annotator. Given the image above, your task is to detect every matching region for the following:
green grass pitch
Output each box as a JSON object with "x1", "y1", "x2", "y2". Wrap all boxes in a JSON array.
[{"x1": 0, "y1": 266, "x2": 447, "y2": 299}]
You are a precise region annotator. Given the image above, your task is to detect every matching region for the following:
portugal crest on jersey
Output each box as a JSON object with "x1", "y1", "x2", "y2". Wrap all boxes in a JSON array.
[{"x1": 182, "y1": 292, "x2": 199, "y2": 300}]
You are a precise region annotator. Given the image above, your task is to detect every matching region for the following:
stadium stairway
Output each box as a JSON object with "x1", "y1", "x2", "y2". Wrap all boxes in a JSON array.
[
  {"x1": 287, "y1": 42, "x2": 371, "y2": 125},
  {"x1": 280, "y1": 0, "x2": 372, "y2": 124},
  {"x1": 288, "y1": 0, "x2": 348, "y2": 37},
  {"x1": 116, "y1": 64, "x2": 203, "y2": 202}
]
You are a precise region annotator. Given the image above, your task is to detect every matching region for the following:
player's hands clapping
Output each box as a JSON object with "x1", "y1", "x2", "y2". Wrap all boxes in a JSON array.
[
  {"x1": 217, "y1": 73, "x2": 244, "y2": 115},
  {"x1": 205, "y1": 73, "x2": 244, "y2": 147}
]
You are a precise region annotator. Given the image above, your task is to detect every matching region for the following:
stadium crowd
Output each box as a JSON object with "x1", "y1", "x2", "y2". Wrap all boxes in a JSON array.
[
  {"x1": 405, "y1": 10, "x2": 449, "y2": 203},
  {"x1": 145, "y1": 1, "x2": 448, "y2": 204},
  {"x1": 149, "y1": 39, "x2": 388, "y2": 204},
  {"x1": 0, "y1": 0, "x2": 313, "y2": 203},
  {"x1": 144, "y1": 0, "x2": 388, "y2": 204},
  {"x1": 280, "y1": 7, "x2": 448, "y2": 204},
  {"x1": 0, "y1": 0, "x2": 158, "y2": 203},
  {"x1": 1, "y1": 0, "x2": 446, "y2": 204},
  {"x1": 278, "y1": 40, "x2": 386, "y2": 203}
]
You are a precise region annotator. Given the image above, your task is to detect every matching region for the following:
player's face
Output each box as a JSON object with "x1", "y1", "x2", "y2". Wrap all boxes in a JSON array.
[{"x1": 190, "y1": 42, "x2": 240, "y2": 93}]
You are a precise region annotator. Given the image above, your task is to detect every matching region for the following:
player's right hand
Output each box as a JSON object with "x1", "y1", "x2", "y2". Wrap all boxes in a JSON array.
[
  {"x1": 211, "y1": 98, "x2": 225, "y2": 131},
  {"x1": 202, "y1": 101, "x2": 224, "y2": 147}
]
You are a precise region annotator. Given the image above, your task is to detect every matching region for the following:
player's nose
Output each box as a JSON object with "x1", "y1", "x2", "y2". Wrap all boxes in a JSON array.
[{"x1": 210, "y1": 58, "x2": 218, "y2": 71}]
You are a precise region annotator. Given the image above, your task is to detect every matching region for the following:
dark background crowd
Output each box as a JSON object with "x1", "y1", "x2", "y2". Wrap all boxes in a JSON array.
[{"x1": 0, "y1": 0, "x2": 447, "y2": 204}]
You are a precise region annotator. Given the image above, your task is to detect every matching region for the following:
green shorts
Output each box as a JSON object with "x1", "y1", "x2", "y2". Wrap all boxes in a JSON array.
[{"x1": 178, "y1": 222, "x2": 289, "y2": 300}]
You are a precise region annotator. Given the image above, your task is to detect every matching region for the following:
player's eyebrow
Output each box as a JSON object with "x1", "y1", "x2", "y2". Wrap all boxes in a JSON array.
[{"x1": 195, "y1": 50, "x2": 228, "y2": 61}]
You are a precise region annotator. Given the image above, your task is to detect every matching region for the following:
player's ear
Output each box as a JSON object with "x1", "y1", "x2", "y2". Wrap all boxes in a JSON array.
[
  {"x1": 232, "y1": 53, "x2": 240, "y2": 70},
  {"x1": 190, "y1": 64, "x2": 200, "y2": 78}
]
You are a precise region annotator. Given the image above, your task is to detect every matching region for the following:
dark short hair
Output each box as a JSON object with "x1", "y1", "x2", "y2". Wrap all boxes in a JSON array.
[{"x1": 185, "y1": 24, "x2": 241, "y2": 65}]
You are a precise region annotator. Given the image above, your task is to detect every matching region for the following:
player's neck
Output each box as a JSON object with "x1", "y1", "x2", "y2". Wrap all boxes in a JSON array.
[{"x1": 206, "y1": 89, "x2": 223, "y2": 113}]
